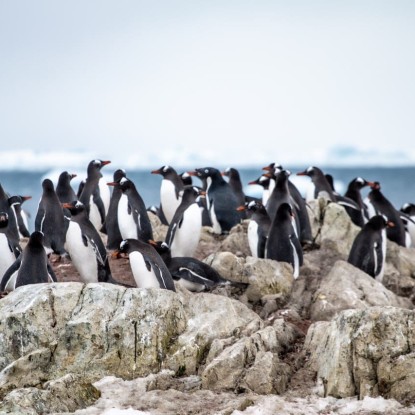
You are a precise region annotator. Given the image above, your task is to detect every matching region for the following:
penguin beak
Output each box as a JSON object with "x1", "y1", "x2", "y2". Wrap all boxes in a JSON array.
[
  {"x1": 148, "y1": 239, "x2": 157, "y2": 247},
  {"x1": 22, "y1": 196, "x2": 32, "y2": 202},
  {"x1": 296, "y1": 170, "x2": 307, "y2": 176},
  {"x1": 387, "y1": 221, "x2": 395, "y2": 228},
  {"x1": 107, "y1": 181, "x2": 117, "y2": 186},
  {"x1": 263, "y1": 172, "x2": 272, "y2": 178},
  {"x1": 62, "y1": 203, "x2": 72, "y2": 209},
  {"x1": 262, "y1": 165, "x2": 272, "y2": 171},
  {"x1": 112, "y1": 250, "x2": 125, "y2": 259},
  {"x1": 199, "y1": 190, "x2": 206, "y2": 197},
  {"x1": 151, "y1": 169, "x2": 162, "y2": 175},
  {"x1": 187, "y1": 171, "x2": 198, "y2": 177},
  {"x1": 101, "y1": 160, "x2": 111, "y2": 166},
  {"x1": 365, "y1": 181, "x2": 376, "y2": 187},
  {"x1": 70, "y1": 174, "x2": 77, "y2": 180},
  {"x1": 248, "y1": 179, "x2": 258, "y2": 185},
  {"x1": 236, "y1": 205, "x2": 246, "y2": 212},
  {"x1": 221, "y1": 171, "x2": 227, "y2": 176}
]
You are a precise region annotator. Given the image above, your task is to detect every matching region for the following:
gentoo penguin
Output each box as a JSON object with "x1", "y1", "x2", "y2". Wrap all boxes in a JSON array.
[
  {"x1": 77, "y1": 180, "x2": 85, "y2": 199},
  {"x1": 0, "y1": 183, "x2": 20, "y2": 249},
  {"x1": 180, "y1": 172, "x2": 193, "y2": 186},
  {"x1": 344, "y1": 177, "x2": 374, "y2": 226},
  {"x1": 102, "y1": 169, "x2": 126, "y2": 250},
  {"x1": 35, "y1": 179, "x2": 67, "y2": 256},
  {"x1": 222, "y1": 167, "x2": 247, "y2": 219},
  {"x1": 366, "y1": 182, "x2": 406, "y2": 247},
  {"x1": 248, "y1": 175, "x2": 271, "y2": 206},
  {"x1": 56, "y1": 171, "x2": 78, "y2": 204},
  {"x1": 9, "y1": 195, "x2": 31, "y2": 238},
  {"x1": 265, "y1": 203, "x2": 303, "y2": 279},
  {"x1": 237, "y1": 200, "x2": 270, "y2": 258},
  {"x1": 0, "y1": 212, "x2": 21, "y2": 280},
  {"x1": 150, "y1": 240, "x2": 234, "y2": 292},
  {"x1": 0, "y1": 231, "x2": 57, "y2": 292},
  {"x1": 400, "y1": 203, "x2": 415, "y2": 247},
  {"x1": 62, "y1": 200, "x2": 119, "y2": 284},
  {"x1": 107, "y1": 177, "x2": 153, "y2": 243},
  {"x1": 114, "y1": 238, "x2": 176, "y2": 291},
  {"x1": 79, "y1": 159, "x2": 111, "y2": 232},
  {"x1": 151, "y1": 165, "x2": 184, "y2": 225},
  {"x1": 297, "y1": 166, "x2": 336, "y2": 202},
  {"x1": 188, "y1": 167, "x2": 240, "y2": 234},
  {"x1": 165, "y1": 186, "x2": 203, "y2": 257},
  {"x1": 348, "y1": 215, "x2": 392, "y2": 282}
]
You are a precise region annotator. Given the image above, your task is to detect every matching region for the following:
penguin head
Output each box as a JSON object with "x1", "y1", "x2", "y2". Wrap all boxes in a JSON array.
[
  {"x1": 119, "y1": 239, "x2": 130, "y2": 253},
  {"x1": 113, "y1": 169, "x2": 126, "y2": 182},
  {"x1": 62, "y1": 200, "x2": 85, "y2": 214},
  {"x1": 243, "y1": 200, "x2": 265, "y2": 213},
  {"x1": 0, "y1": 212, "x2": 8, "y2": 228},
  {"x1": 58, "y1": 171, "x2": 77, "y2": 184},
  {"x1": 107, "y1": 177, "x2": 132, "y2": 192},
  {"x1": 189, "y1": 167, "x2": 220, "y2": 179},
  {"x1": 401, "y1": 203, "x2": 415, "y2": 216},
  {"x1": 151, "y1": 165, "x2": 176, "y2": 177},
  {"x1": 262, "y1": 162, "x2": 283, "y2": 174},
  {"x1": 42, "y1": 178, "x2": 55, "y2": 192},
  {"x1": 367, "y1": 215, "x2": 394, "y2": 230},
  {"x1": 27, "y1": 231, "x2": 45, "y2": 249},
  {"x1": 351, "y1": 177, "x2": 375, "y2": 190},
  {"x1": 369, "y1": 181, "x2": 381, "y2": 190},
  {"x1": 296, "y1": 166, "x2": 319, "y2": 178},
  {"x1": 180, "y1": 172, "x2": 192, "y2": 186}
]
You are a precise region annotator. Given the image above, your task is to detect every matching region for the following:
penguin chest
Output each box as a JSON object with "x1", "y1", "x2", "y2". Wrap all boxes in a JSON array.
[
  {"x1": 161, "y1": 180, "x2": 181, "y2": 224},
  {"x1": 177, "y1": 278, "x2": 206, "y2": 292},
  {"x1": 209, "y1": 201, "x2": 222, "y2": 234},
  {"x1": 129, "y1": 251, "x2": 161, "y2": 289},
  {"x1": 98, "y1": 177, "x2": 110, "y2": 215},
  {"x1": 118, "y1": 195, "x2": 138, "y2": 239},
  {"x1": 88, "y1": 195, "x2": 103, "y2": 231},
  {"x1": 171, "y1": 204, "x2": 201, "y2": 257},
  {"x1": 247, "y1": 221, "x2": 259, "y2": 257},
  {"x1": 0, "y1": 234, "x2": 15, "y2": 277},
  {"x1": 64, "y1": 222, "x2": 99, "y2": 283},
  {"x1": 374, "y1": 229, "x2": 387, "y2": 282}
]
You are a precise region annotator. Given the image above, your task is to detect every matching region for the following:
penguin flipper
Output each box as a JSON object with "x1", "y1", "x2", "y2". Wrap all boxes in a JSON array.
[
  {"x1": 173, "y1": 267, "x2": 216, "y2": 287},
  {"x1": 47, "y1": 262, "x2": 58, "y2": 282},
  {"x1": 257, "y1": 235, "x2": 267, "y2": 259},
  {"x1": 34, "y1": 205, "x2": 46, "y2": 232},
  {"x1": 93, "y1": 190, "x2": 106, "y2": 224},
  {"x1": 0, "y1": 255, "x2": 22, "y2": 291}
]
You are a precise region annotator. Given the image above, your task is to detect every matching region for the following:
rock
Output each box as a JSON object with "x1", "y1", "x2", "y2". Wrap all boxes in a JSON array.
[
  {"x1": 204, "y1": 251, "x2": 247, "y2": 283},
  {"x1": 0, "y1": 374, "x2": 100, "y2": 414},
  {"x1": 304, "y1": 306, "x2": 415, "y2": 404},
  {"x1": 149, "y1": 213, "x2": 168, "y2": 242},
  {"x1": 309, "y1": 260, "x2": 412, "y2": 321},
  {"x1": 194, "y1": 226, "x2": 223, "y2": 260},
  {"x1": 219, "y1": 222, "x2": 250, "y2": 257}
]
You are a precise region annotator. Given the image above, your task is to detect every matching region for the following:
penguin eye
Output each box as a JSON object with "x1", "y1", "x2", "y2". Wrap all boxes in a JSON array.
[
  {"x1": 248, "y1": 201, "x2": 255, "y2": 208},
  {"x1": 161, "y1": 242, "x2": 169, "y2": 249}
]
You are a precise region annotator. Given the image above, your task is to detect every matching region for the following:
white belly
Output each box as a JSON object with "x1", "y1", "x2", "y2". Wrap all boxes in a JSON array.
[
  {"x1": 99, "y1": 177, "x2": 110, "y2": 215},
  {"x1": 89, "y1": 195, "x2": 102, "y2": 231},
  {"x1": 177, "y1": 278, "x2": 205, "y2": 292},
  {"x1": 64, "y1": 222, "x2": 98, "y2": 283},
  {"x1": 170, "y1": 204, "x2": 201, "y2": 257},
  {"x1": 118, "y1": 195, "x2": 137, "y2": 240},
  {"x1": 209, "y1": 201, "x2": 222, "y2": 234},
  {"x1": 0, "y1": 234, "x2": 16, "y2": 279},
  {"x1": 4, "y1": 271, "x2": 18, "y2": 292},
  {"x1": 161, "y1": 180, "x2": 181, "y2": 224},
  {"x1": 247, "y1": 220, "x2": 259, "y2": 257},
  {"x1": 129, "y1": 251, "x2": 160, "y2": 289}
]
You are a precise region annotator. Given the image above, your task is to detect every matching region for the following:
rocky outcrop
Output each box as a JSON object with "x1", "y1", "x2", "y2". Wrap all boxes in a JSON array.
[{"x1": 304, "y1": 307, "x2": 415, "y2": 404}]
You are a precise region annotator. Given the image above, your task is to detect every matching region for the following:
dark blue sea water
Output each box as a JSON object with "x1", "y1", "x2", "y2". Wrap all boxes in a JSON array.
[{"x1": 1, "y1": 166, "x2": 414, "y2": 231}]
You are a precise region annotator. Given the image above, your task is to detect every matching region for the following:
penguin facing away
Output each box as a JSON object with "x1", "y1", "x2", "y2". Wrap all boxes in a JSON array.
[
  {"x1": 0, "y1": 212, "x2": 20, "y2": 280},
  {"x1": 35, "y1": 179, "x2": 67, "y2": 256},
  {"x1": 265, "y1": 203, "x2": 303, "y2": 278},
  {"x1": 151, "y1": 165, "x2": 184, "y2": 225},
  {"x1": 188, "y1": 167, "x2": 240, "y2": 234},
  {"x1": 115, "y1": 239, "x2": 176, "y2": 291},
  {"x1": 348, "y1": 215, "x2": 392, "y2": 282},
  {"x1": 107, "y1": 177, "x2": 153, "y2": 243},
  {"x1": 0, "y1": 231, "x2": 57, "y2": 292},
  {"x1": 63, "y1": 200, "x2": 119, "y2": 284},
  {"x1": 56, "y1": 171, "x2": 78, "y2": 204},
  {"x1": 165, "y1": 186, "x2": 203, "y2": 258},
  {"x1": 79, "y1": 159, "x2": 111, "y2": 232},
  {"x1": 222, "y1": 167, "x2": 247, "y2": 219}
]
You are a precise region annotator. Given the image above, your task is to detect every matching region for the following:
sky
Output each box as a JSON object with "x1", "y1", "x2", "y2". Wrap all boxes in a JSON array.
[{"x1": 1, "y1": 0, "x2": 415, "y2": 168}]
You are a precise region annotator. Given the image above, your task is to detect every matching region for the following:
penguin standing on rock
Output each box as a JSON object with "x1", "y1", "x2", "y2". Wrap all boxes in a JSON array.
[
  {"x1": 63, "y1": 200, "x2": 120, "y2": 284},
  {"x1": 107, "y1": 177, "x2": 153, "y2": 243},
  {"x1": 56, "y1": 171, "x2": 78, "y2": 204},
  {"x1": 79, "y1": 159, "x2": 111, "y2": 232},
  {"x1": 265, "y1": 203, "x2": 303, "y2": 279},
  {"x1": 114, "y1": 239, "x2": 176, "y2": 291},
  {"x1": 0, "y1": 183, "x2": 20, "y2": 247},
  {"x1": 297, "y1": 166, "x2": 336, "y2": 202},
  {"x1": 344, "y1": 177, "x2": 374, "y2": 226},
  {"x1": 222, "y1": 167, "x2": 247, "y2": 219},
  {"x1": 151, "y1": 165, "x2": 184, "y2": 225},
  {"x1": 237, "y1": 200, "x2": 270, "y2": 258},
  {"x1": 0, "y1": 231, "x2": 57, "y2": 292},
  {"x1": 188, "y1": 167, "x2": 240, "y2": 234},
  {"x1": 165, "y1": 186, "x2": 203, "y2": 258},
  {"x1": 348, "y1": 215, "x2": 392, "y2": 282},
  {"x1": 35, "y1": 179, "x2": 67, "y2": 256}
]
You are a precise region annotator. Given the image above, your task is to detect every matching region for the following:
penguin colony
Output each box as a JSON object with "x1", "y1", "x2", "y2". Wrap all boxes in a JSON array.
[{"x1": 0, "y1": 160, "x2": 414, "y2": 293}]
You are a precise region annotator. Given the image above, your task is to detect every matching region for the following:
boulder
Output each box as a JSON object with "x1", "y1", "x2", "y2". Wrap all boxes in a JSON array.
[
  {"x1": 304, "y1": 306, "x2": 415, "y2": 404},
  {"x1": 309, "y1": 260, "x2": 412, "y2": 321},
  {"x1": 219, "y1": 222, "x2": 250, "y2": 257}
]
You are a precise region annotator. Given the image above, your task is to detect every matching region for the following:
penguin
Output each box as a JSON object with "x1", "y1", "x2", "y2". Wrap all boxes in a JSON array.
[
  {"x1": 151, "y1": 165, "x2": 184, "y2": 225},
  {"x1": 399, "y1": 203, "x2": 415, "y2": 248},
  {"x1": 296, "y1": 166, "x2": 336, "y2": 202},
  {"x1": 366, "y1": 182, "x2": 406, "y2": 247},
  {"x1": 222, "y1": 167, "x2": 247, "y2": 219},
  {"x1": 237, "y1": 200, "x2": 270, "y2": 258},
  {"x1": 0, "y1": 183, "x2": 20, "y2": 249},
  {"x1": 107, "y1": 177, "x2": 153, "y2": 243},
  {"x1": 9, "y1": 195, "x2": 31, "y2": 238},
  {"x1": 248, "y1": 175, "x2": 271, "y2": 206},
  {"x1": 102, "y1": 169, "x2": 126, "y2": 250},
  {"x1": 114, "y1": 238, "x2": 176, "y2": 291},
  {"x1": 79, "y1": 159, "x2": 111, "y2": 232},
  {"x1": 165, "y1": 186, "x2": 203, "y2": 257},
  {"x1": 62, "y1": 200, "x2": 121, "y2": 284},
  {"x1": 150, "y1": 240, "x2": 235, "y2": 292},
  {"x1": 265, "y1": 203, "x2": 303, "y2": 279},
  {"x1": 35, "y1": 179, "x2": 67, "y2": 256},
  {"x1": 188, "y1": 167, "x2": 240, "y2": 234},
  {"x1": 180, "y1": 172, "x2": 193, "y2": 186},
  {"x1": 344, "y1": 177, "x2": 374, "y2": 226},
  {"x1": 77, "y1": 180, "x2": 85, "y2": 199},
  {"x1": 56, "y1": 171, "x2": 78, "y2": 204},
  {"x1": 0, "y1": 212, "x2": 20, "y2": 280},
  {"x1": 348, "y1": 215, "x2": 392, "y2": 282},
  {"x1": 0, "y1": 231, "x2": 57, "y2": 292}
]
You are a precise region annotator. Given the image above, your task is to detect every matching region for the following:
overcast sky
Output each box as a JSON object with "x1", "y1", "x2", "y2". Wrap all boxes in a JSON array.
[{"x1": 1, "y1": 1, "x2": 414, "y2": 167}]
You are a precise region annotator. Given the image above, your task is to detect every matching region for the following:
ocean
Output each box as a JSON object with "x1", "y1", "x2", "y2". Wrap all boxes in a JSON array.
[{"x1": 1, "y1": 166, "x2": 414, "y2": 231}]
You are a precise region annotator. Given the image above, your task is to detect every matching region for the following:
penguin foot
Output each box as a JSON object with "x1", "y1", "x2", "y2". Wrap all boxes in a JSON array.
[{"x1": 0, "y1": 291, "x2": 9, "y2": 299}]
